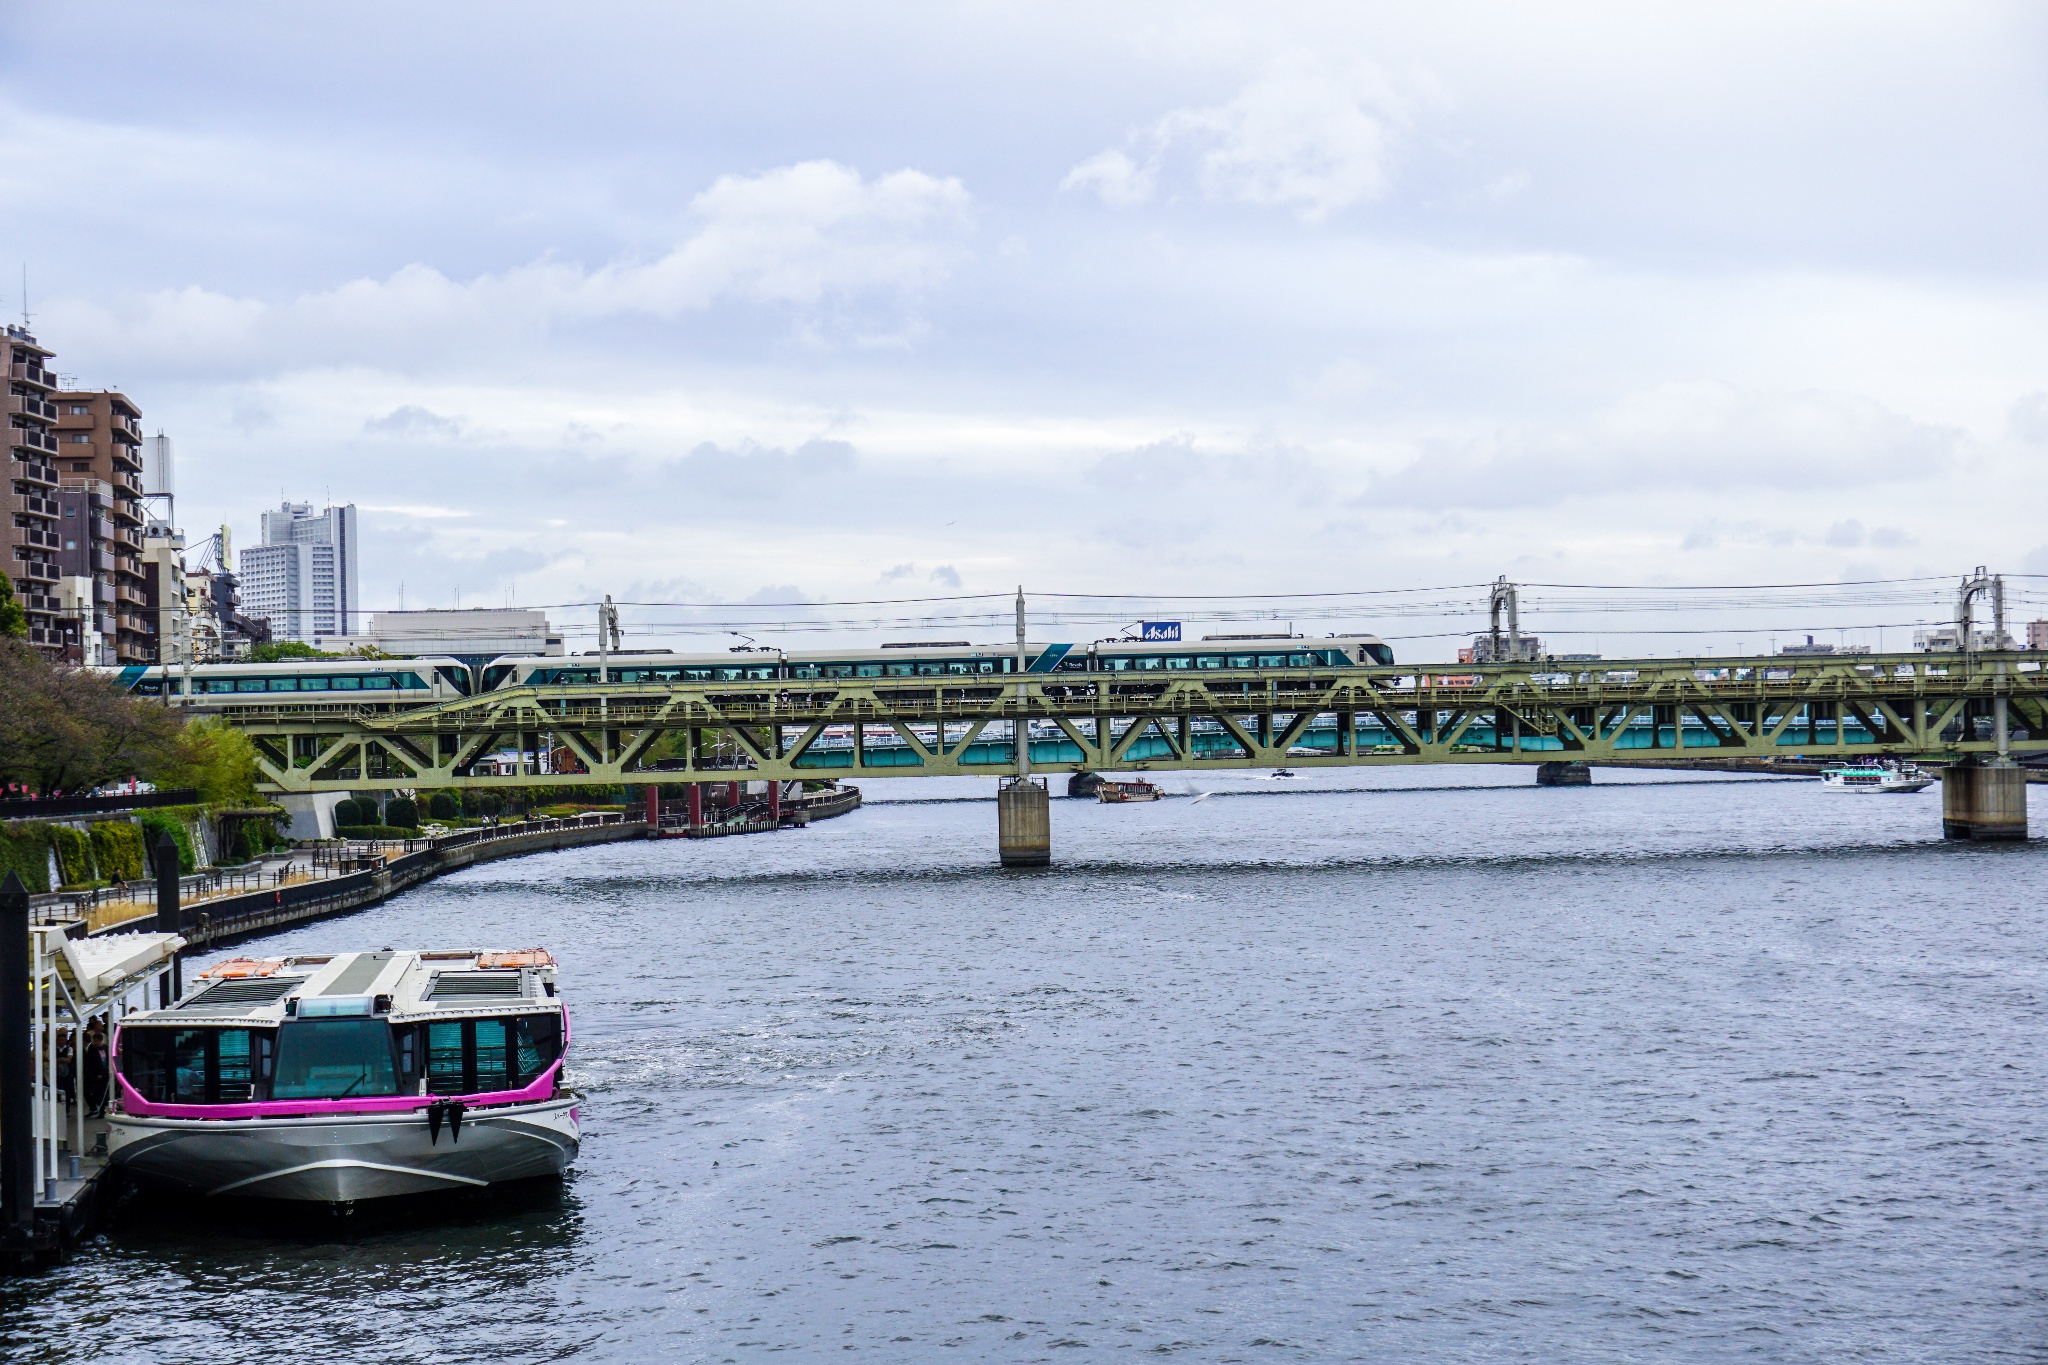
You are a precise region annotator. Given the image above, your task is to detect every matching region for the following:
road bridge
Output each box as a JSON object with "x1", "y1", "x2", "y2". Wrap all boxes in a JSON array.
[{"x1": 213, "y1": 650, "x2": 2045, "y2": 859}]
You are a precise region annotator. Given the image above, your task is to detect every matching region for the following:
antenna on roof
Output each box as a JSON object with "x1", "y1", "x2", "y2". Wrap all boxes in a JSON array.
[{"x1": 19, "y1": 264, "x2": 27, "y2": 328}]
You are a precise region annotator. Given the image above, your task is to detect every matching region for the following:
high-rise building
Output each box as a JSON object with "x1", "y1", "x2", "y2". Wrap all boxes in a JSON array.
[
  {"x1": 5, "y1": 325, "x2": 65, "y2": 657},
  {"x1": 53, "y1": 388, "x2": 153, "y2": 663},
  {"x1": 240, "y1": 500, "x2": 360, "y2": 644}
]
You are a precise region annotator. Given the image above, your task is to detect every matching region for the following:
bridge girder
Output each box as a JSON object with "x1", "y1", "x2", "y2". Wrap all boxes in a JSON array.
[{"x1": 208, "y1": 653, "x2": 2048, "y2": 792}]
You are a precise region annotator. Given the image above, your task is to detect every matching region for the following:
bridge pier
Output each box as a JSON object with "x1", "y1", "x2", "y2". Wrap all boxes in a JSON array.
[
  {"x1": 1941, "y1": 762, "x2": 2028, "y2": 841},
  {"x1": 997, "y1": 777, "x2": 1051, "y2": 867},
  {"x1": 1536, "y1": 761, "x2": 1591, "y2": 787}
]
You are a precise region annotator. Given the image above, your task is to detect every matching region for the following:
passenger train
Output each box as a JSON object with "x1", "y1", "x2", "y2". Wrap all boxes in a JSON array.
[{"x1": 102, "y1": 633, "x2": 1396, "y2": 704}]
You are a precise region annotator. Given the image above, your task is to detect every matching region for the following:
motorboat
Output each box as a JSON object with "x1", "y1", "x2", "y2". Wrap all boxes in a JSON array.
[
  {"x1": 109, "y1": 948, "x2": 578, "y2": 1203},
  {"x1": 1096, "y1": 779, "x2": 1161, "y2": 803},
  {"x1": 1820, "y1": 761, "x2": 1936, "y2": 793}
]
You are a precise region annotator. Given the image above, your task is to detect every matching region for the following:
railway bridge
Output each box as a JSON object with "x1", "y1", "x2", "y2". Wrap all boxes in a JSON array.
[{"x1": 214, "y1": 650, "x2": 2045, "y2": 864}]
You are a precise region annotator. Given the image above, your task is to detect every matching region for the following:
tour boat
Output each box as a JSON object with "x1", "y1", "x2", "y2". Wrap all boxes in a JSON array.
[
  {"x1": 1096, "y1": 779, "x2": 1161, "y2": 803},
  {"x1": 1820, "y1": 761, "x2": 1936, "y2": 794},
  {"x1": 109, "y1": 948, "x2": 579, "y2": 1203}
]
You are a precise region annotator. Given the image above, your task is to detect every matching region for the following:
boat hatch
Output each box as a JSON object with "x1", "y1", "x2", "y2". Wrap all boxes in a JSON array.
[
  {"x1": 428, "y1": 972, "x2": 526, "y2": 1000},
  {"x1": 178, "y1": 976, "x2": 307, "y2": 1010},
  {"x1": 477, "y1": 949, "x2": 555, "y2": 970}
]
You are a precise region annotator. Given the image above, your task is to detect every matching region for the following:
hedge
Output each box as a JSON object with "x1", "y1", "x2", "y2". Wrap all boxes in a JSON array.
[
  {"x1": 50, "y1": 824, "x2": 96, "y2": 886},
  {"x1": 0, "y1": 822, "x2": 52, "y2": 894},
  {"x1": 335, "y1": 824, "x2": 422, "y2": 840},
  {"x1": 137, "y1": 809, "x2": 198, "y2": 875},
  {"x1": 89, "y1": 821, "x2": 147, "y2": 883}
]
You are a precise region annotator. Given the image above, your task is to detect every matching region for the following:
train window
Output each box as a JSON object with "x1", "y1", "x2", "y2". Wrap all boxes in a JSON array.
[
  {"x1": 333, "y1": 677, "x2": 361, "y2": 690},
  {"x1": 1288, "y1": 654, "x2": 1312, "y2": 667},
  {"x1": 268, "y1": 678, "x2": 298, "y2": 691},
  {"x1": 915, "y1": 663, "x2": 942, "y2": 676},
  {"x1": 360, "y1": 676, "x2": 393, "y2": 690},
  {"x1": 1165, "y1": 657, "x2": 1192, "y2": 670},
  {"x1": 1196, "y1": 656, "x2": 1224, "y2": 669},
  {"x1": 884, "y1": 663, "x2": 913, "y2": 677},
  {"x1": 746, "y1": 667, "x2": 777, "y2": 680},
  {"x1": 1257, "y1": 654, "x2": 1285, "y2": 668},
  {"x1": 202, "y1": 679, "x2": 235, "y2": 694},
  {"x1": 236, "y1": 678, "x2": 267, "y2": 692},
  {"x1": 683, "y1": 668, "x2": 713, "y2": 681},
  {"x1": 301, "y1": 677, "x2": 329, "y2": 690},
  {"x1": 857, "y1": 665, "x2": 883, "y2": 678}
]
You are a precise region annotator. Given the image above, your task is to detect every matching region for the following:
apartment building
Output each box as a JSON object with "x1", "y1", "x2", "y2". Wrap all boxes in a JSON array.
[
  {"x1": 5, "y1": 325, "x2": 66, "y2": 657},
  {"x1": 53, "y1": 389, "x2": 155, "y2": 664},
  {"x1": 240, "y1": 500, "x2": 360, "y2": 644}
]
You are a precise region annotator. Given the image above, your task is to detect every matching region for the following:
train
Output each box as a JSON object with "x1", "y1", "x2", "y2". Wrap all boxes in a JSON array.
[{"x1": 102, "y1": 632, "x2": 1396, "y2": 704}]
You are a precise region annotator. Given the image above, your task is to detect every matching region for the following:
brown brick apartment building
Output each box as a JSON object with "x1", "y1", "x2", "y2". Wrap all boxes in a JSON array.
[
  {"x1": 5, "y1": 325, "x2": 66, "y2": 656},
  {"x1": 53, "y1": 388, "x2": 155, "y2": 664}
]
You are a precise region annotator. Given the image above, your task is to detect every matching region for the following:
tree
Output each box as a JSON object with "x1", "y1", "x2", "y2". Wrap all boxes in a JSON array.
[
  {"x1": 0, "y1": 578, "x2": 25, "y2": 639},
  {"x1": 383, "y1": 797, "x2": 419, "y2": 829},
  {"x1": 249, "y1": 640, "x2": 335, "y2": 663},
  {"x1": 0, "y1": 640, "x2": 183, "y2": 795},
  {"x1": 151, "y1": 716, "x2": 261, "y2": 807}
]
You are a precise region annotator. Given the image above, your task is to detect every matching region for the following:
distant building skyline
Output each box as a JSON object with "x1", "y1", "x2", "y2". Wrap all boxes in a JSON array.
[{"x1": 239, "y1": 499, "x2": 360, "y2": 644}]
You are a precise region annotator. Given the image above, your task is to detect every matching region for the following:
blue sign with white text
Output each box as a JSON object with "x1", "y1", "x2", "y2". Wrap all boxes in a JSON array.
[{"x1": 1140, "y1": 621, "x2": 1182, "y2": 642}]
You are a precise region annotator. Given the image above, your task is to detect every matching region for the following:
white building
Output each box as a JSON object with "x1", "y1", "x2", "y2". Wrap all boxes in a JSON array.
[
  {"x1": 239, "y1": 500, "x2": 360, "y2": 644},
  {"x1": 337, "y1": 608, "x2": 564, "y2": 662}
]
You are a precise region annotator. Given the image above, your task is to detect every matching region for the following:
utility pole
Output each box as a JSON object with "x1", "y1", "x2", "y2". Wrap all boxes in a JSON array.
[
  {"x1": 1014, "y1": 585, "x2": 1030, "y2": 777},
  {"x1": 598, "y1": 594, "x2": 620, "y2": 723},
  {"x1": 1488, "y1": 577, "x2": 1522, "y2": 663}
]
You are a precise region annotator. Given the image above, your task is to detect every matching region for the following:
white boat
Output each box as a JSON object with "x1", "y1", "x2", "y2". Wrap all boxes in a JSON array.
[
  {"x1": 1820, "y1": 761, "x2": 1936, "y2": 793},
  {"x1": 109, "y1": 948, "x2": 578, "y2": 1203}
]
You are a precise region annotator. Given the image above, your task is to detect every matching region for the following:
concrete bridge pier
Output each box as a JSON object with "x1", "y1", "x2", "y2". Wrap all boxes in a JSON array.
[
  {"x1": 1941, "y1": 762, "x2": 2028, "y2": 841},
  {"x1": 998, "y1": 777, "x2": 1051, "y2": 866},
  {"x1": 1536, "y1": 761, "x2": 1591, "y2": 787}
]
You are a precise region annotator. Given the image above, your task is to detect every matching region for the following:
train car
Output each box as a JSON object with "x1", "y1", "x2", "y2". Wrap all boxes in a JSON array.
[
  {"x1": 98, "y1": 656, "x2": 476, "y2": 704},
  {"x1": 477, "y1": 633, "x2": 1394, "y2": 689}
]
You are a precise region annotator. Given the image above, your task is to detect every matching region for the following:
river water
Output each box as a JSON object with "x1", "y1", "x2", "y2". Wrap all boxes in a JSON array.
[{"x1": 6, "y1": 768, "x2": 2045, "y2": 1363}]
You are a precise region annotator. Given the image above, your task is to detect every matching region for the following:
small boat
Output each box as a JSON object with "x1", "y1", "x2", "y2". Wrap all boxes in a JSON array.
[
  {"x1": 1097, "y1": 779, "x2": 1161, "y2": 803},
  {"x1": 1271, "y1": 769, "x2": 1297, "y2": 779},
  {"x1": 109, "y1": 948, "x2": 578, "y2": 1203},
  {"x1": 1820, "y1": 761, "x2": 1936, "y2": 793}
]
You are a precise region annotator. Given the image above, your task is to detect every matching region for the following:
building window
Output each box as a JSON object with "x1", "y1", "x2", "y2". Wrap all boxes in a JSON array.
[
  {"x1": 68, "y1": 405, "x2": 89, "y2": 416},
  {"x1": 67, "y1": 433, "x2": 90, "y2": 443}
]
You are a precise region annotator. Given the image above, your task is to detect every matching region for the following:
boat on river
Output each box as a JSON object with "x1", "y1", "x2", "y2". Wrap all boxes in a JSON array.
[
  {"x1": 1820, "y1": 761, "x2": 1936, "y2": 793},
  {"x1": 1097, "y1": 779, "x2": 1161, "y2": 803},
  {"x1": 109, "y1": 948, "x2": 578, "y2": 1203}
]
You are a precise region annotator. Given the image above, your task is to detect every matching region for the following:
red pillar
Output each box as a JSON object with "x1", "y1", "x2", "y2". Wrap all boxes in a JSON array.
[
  {"x1": 687, "y1": 783, "x2": 703, "y2": 828},
  {"x1": 769, "y1": 781, "x2": 783, "y2": 822},
  {"x1": 644, "y1": 784, "x2": 659, "y2": 826},
  {"x1": 727, "y1": 781, "x2": 741, "y2": 810}
]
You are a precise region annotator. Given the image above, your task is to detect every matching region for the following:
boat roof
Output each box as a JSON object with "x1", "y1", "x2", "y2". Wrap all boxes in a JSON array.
[{"x1": 121, "y1": 949, "x2": 560, "y2": 1028}]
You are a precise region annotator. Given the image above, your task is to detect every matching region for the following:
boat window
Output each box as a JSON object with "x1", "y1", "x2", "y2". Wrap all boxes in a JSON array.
[
  {"x1": 423, "y1": 1013, "x2": 563, "y2": 1096},
  {"x1": 270, "y1": 1018, "x2": 401, "y2": 1100},
  {"x1": 120, "y1": 1026, "x2": 272, "y2": 1104}
]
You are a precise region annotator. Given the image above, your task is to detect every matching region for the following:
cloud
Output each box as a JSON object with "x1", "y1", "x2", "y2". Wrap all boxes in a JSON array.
[
  {"x1": 48, "y1": 160, "x2": 973, "y2": 370},
  {"x1": 1063, "y1": 70, "x2": 1406, "y2": 223},
  {"x1": 364, "y1": 405, "x2": 464, "y2": 438},
  {"x1": 1363, "y1": 383, "x2": 1963, "y2": 512}
]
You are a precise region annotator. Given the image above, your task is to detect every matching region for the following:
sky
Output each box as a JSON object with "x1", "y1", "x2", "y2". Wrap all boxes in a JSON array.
[{"x1": 5, "y1": 2, "x2": 2047, "y2": 655}]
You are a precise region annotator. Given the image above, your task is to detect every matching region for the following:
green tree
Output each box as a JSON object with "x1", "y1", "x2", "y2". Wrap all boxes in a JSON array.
[
  {"x1": 0, "y1": 578, "x2": 26, "y2": 639},
  {"x1": 248, "y1": 640, "x2": 334, "y2": 663},
  {"x1": 150, "y1": 716, "x2": 261, "y2": 807},
  {"x1": 383, "y1": 797, "x2": 419, "y2": 829}
]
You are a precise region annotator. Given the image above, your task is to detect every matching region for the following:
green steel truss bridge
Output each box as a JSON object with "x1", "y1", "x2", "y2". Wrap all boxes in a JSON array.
[{"x1": 223, "y1": 651, "x2": 2046, "y2": 794}]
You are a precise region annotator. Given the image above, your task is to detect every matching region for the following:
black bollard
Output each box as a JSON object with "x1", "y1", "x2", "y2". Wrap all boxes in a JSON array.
[
  {"x1": 1, "y1": 870, "x2": 32, "y2": 1240},
  {"x1": 154, "y1": 832, "x2": 182, "y2": 1005}
]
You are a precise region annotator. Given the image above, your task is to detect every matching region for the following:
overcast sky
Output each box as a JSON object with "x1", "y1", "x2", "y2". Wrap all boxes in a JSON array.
[{"x1": 6, "y1": 2, "x2": 2046, "y2": 653}]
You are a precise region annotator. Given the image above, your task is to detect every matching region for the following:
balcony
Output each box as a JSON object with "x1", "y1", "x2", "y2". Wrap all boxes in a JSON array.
[
  {"x1": 19, "y1": 560, "x2": 58, "y2": 583},
  {"x1": 11, "y1": 458, "x2": 55, "y2": 486},
  {"x1": 19, "y1": 525, "x2": 60, "y2": 549},
  {"x1": 116, "y1": 583, "x2": 149, "y2": 606},
  {"x1": 8, "y1": 363, "x2": 53, "y2": 389},
  {"x1": 17, "y1": 494, "x2": 57, "y2": 517},
  {"x1": 9, "y1": 426, "x2": 57, "y2": 454},
  {"x1": 5, "y1": 394, "x2": 55, "y2": 420}
]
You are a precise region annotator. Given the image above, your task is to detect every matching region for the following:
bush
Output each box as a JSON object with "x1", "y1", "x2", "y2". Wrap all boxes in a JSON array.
[
  {"x1": 427, "y1": 792, "x2": 459, "y2": 821},
  {"x1": 0, "y1": 822, "x2": 52, "y2": 894},
  {"x1": 331, "y1": 798, "x2": 365, "y2": 827},
  {"x1": 89, "y1": 820, "x2": 146, "y2": 882},
  {"x1": 49, "y1": 824, "x2": 95, "y2": 885},
  {"x1": 334, "y1": 824, "x2": 424, "y2": 841},
  {"x1": 383, "y1": 797, "x2": 419, "y2": 829},
  {"x1": 464, "y1": 789, "x2": 505, "y2": 817},
  {"x1": 137, "y1": 809, "x2": 197, "y2": 874}
]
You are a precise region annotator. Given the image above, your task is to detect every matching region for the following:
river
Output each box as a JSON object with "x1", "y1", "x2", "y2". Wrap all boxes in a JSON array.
[{"x1": 5, "y1": 768, "x2": 2044, "y2": 1362}]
